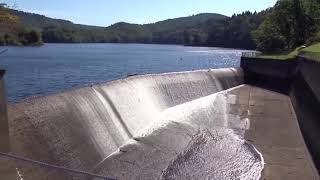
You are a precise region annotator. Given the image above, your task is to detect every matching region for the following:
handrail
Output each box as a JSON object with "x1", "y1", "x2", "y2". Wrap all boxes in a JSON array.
[{"x1": 0, "y1": 152, "x2": 116, "y2": 180}]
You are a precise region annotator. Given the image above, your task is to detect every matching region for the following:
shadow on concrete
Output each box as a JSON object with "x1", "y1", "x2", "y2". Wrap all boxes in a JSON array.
[{"x1": 290, "y1": 72, "x2": 320, "y2": 171}]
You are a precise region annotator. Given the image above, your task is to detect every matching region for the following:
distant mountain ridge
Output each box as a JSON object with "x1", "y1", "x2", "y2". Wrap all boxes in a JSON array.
[
  {"x1": 7, "y1": 9, "x2": 230, "y2": 45},
  {"x1": 11, "y1": 10, "x2": 226, "y2": 29}
]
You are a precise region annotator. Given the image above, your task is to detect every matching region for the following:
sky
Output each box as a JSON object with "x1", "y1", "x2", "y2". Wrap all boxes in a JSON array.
[{"x1": 2, "y1": 0, "x2": 278, "y2": 27}]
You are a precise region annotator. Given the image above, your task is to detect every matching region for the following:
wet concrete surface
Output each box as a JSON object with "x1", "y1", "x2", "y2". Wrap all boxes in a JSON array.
[{"x1": 228, "y1": 85, "x2": 319, "y2": 180}]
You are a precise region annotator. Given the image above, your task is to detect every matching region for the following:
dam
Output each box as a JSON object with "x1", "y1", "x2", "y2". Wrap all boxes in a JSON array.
[{"x1": 0, "y1": 57, "x2": 319, "y2": 179}]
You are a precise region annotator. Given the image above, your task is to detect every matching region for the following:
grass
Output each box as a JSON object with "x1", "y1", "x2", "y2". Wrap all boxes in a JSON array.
[
  {"x1": 300, "y1": 43, "x2": 320, "y2": 61},
  {"x1": 301, "y1": 42, "x2": 320, "y2": 53},
  {"x1": 256, "y1": 46, "x2": 302, "y2": 60},
  {"x1": 256, "y1": 43, "x2": 320, "y2": 61}
]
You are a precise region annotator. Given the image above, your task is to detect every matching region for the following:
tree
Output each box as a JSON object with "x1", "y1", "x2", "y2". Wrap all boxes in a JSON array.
[
  {"x1": 252, "y1": 14, "x2": 286, "y2": 53},
  {"x1": 0, "y1": 3, "x2": 18, "y2": 25},
  {"x1": 292, "y1": 0, "x2": 308, "y2": 46},
  {"x1": 303, "y1": 0, "x2": 320, "y2": 41},
  {"x1": 253, "y1": 0, "x2": 319, "y2": 52},
  {"x1": 20, "y1": 29, "x2": 42, "y2": 45}
]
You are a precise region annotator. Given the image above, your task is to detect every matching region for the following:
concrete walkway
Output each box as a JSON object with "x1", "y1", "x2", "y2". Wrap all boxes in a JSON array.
[{"x1": 228, "y1": 85, "x2": 319, "y2": 180}]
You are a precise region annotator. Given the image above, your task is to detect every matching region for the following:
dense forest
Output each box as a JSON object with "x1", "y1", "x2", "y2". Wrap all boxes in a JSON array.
[{"x1": 0, "y1": 0, "x2": 320, "y2": 52}]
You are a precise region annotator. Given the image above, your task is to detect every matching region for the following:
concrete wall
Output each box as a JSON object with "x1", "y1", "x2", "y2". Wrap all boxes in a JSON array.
[
  {"x1": 6, "y1": 68, "x2": 244, "y2": 177},
  {"x1": 241, "y1": 57, "x2": 298, "y2": 93},
  {"x1": 241, "y1": 56, "x2": 320, "y2": 172},
  {"x1": 0, "y1": 70, "x2": 9, "y2": 153},
  {"x1": 290, "y1": 57, "x2": 320, "y2": 170}
]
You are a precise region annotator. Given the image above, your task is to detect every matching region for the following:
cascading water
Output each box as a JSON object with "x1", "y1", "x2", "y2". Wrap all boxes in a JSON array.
[{"x1": 3, "y1": 68, "x2": 264, "y2": 179}]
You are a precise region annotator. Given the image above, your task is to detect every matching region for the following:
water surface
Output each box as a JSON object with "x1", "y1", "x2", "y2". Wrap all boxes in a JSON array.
[{"x1": 0, "y1": 43, "x2": 249, "y2": 102}]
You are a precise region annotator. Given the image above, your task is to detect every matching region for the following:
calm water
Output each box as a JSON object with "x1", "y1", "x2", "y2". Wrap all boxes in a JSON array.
[{"x1": 0, "y1": 43, "x2": 249, "y2": 102}]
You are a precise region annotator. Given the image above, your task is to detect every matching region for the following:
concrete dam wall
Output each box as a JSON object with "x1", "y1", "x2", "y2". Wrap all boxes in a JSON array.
[{"x1": 4, "y1": 68, "x2": 267, "y2": 179}]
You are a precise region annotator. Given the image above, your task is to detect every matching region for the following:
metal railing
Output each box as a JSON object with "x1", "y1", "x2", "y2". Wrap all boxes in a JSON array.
[{"x1": 0, "y1": 152, "x2": 116, "y2": 180}]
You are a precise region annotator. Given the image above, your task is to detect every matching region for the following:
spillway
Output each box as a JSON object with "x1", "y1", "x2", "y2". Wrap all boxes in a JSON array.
[
  {"x1": 3, "y1": 68, "x2": 263, "y2": 179},
  {"x1": 1, "y1": 66, "x2": 317, "y2": 179}
]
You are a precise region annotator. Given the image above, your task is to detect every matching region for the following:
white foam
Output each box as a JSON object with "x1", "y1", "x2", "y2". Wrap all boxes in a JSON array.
[{"x1": 134, "y1": 91, "x2": 264, "y2": 179}]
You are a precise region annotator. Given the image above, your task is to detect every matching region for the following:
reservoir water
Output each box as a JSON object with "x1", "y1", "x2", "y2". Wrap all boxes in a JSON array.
[{"x1": 0, "y1": 43, "x2": 248, "y2": 102}]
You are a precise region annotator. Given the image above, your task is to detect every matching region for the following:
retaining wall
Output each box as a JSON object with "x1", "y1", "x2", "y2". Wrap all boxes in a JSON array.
[
  {"x1": 241, "y1": 57, "x2": 298, "y2": 93},
  {"x1": 290, "y1": 57, "x2": 320, "y2": 170}
]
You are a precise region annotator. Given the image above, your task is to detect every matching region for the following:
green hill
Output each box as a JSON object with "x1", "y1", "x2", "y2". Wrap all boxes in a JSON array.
[
  {"x1": 1, "y1": 6, "x2": 260, "y2": 49},
  {"x1": 7, "y1": 10, "x2": 228, "y2": 44}
]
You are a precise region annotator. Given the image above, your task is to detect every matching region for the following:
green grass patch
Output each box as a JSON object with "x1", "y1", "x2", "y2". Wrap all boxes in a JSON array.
[
  {"x1": 256, "y1": 46, "x2": 303, "y2": 60},
  {"x1": 302, "y1": 43, "x2": 320, "y2": 53},
  {"x1": 255, "y1": 43, "x2": 320, "y2": 61},
  {"x1": 300, "y1": 43, "x2": 320, "y2": 61}
]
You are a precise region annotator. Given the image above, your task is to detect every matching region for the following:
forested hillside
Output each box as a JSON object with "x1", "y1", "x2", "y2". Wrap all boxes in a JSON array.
[
  {"x1": 8, "y1": 11, "x2": 228, "y2": 45},
  {"x1": 0, "y1": 3, "x2": 42, "y2": 45},
  {"x1": 1, "y1": 0, "x2": 320, "y2": 52}
]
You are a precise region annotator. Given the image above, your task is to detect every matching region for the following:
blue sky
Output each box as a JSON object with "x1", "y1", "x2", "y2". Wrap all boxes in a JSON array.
[{"x1": 3, "y1": 0, "x2": 277, "y2": 26}]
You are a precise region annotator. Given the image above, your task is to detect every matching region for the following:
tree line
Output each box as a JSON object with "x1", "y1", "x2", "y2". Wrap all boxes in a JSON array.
[
  {"x1": 0, "y1": 3, "x2": 42, "y2": 46},
  {"x1": 253, "y1": 0, "x2": 320, "y2": 52},
  {"x1": 1, "y1": 0, "x2": 320, "y2": 52}
]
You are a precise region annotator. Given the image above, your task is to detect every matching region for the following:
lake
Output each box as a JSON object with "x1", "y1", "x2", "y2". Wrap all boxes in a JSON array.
[{"x1": 0, "y1": 43, "x2": 249, "y2": 102}]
